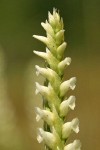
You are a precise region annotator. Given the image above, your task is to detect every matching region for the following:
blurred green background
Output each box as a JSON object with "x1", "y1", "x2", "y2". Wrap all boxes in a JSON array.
[{"x1": 0, "y1": 0, "x2": 100, "y2": 150}]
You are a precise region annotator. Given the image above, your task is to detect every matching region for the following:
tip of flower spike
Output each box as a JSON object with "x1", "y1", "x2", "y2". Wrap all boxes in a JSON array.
[
  {"x1": 48, "y1": 8, "x2": 62, "y2": 29},
  {"x1": 53, "y1": 7, "x2": 57, "y2": 12}
]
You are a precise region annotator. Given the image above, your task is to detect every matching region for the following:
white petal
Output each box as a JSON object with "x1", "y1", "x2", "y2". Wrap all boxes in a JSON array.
[
  {"x1": 62, "y1": 122, "x2": 72, "y2": 138},
  {"x1": 64, "y1": 140, "x2": 81, "y2": 150},
  {"x1": 35, "y1": 65, "x2": 41, "y2": 76},
  {"x1": 62, "y1": 118, "x2": 79, "y2": 139},
  {"x1": 35, "y1": 107, "x2": 54, "y2": 124},
  {"x1": 35, "y1": 65, "x2": 57, "y2": 81},
  {"x1": 60, "y1": 96, "x2": 75, "y2": 116},
  {"x1": 56, "y1": 29, "x2": 64, "y2": 38},
  {"x1": 68, "y1": 96, "x2": 76, "y2": 110},
  {"x1": 37, "y1": 128, "x2": 56, "y2": 149},
  {"x1": 33, "y1": 50, "x2": 47, "y2": 59},
  {"x1": 36, "y1": 114, "x2": 41, "y2": 122},
  {"x1": 33, "y1": 35, "x2": 48, "y2": 44},
  {"x1": 57, "y1": 42, "x2": 67, "y2": 60},
  {"x1": 60, "y1": 81, "x2": 69, "y2": 97},
  {"x1": 41, "y1": 21, "x2": 54, "y2": 37},
  {"x1": 35, "y1": 107, "x2": 43, "y2": 121},
  {"x1": 60, "y1": 77, "x2": 76, "y2": 97},
  {"x1": 69, "y1": 77, "x2": 76, "y2": 90},
  {"x1": 48, "y1": 11, "x2": 55, "y2": 27},
  {"x1": 71, "y1": 118, "x2": 79, "y2": 133},
  {"x1": 58, "y1": 57, "x2": 71, "y2": 75},
  {"x1": 35, "y1": 82, "x2": 49, "y2": 97},
  {"x1": 37, "y1": 128, "x2": 44, "y2": 143},
  {"x1": 37, "y1": 134, "x2": 43, "y2": 143},
  {"x1": 35, "y1": 88, "x2": 39, "y2": 95},
  {"x1": 60, "y1": 100, "x2": 69, "y2": 116}
]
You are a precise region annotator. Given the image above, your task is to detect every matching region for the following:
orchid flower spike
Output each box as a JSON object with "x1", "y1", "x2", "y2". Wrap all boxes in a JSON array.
[{"x1": 33, "y1": 8, "x2": 81, "y2": 150}]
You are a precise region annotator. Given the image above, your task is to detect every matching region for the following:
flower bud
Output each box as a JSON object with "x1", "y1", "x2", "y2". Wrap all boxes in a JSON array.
[
  {"x1": 56, "y1": 30, "x2": 64, "y2": 45},
  {"x1": 60, "y1": 96, "x2": 76, "y2": 116},
  {"x1": 41, "y1": 20, "x2": 54, "y2": 37},
  {"x1": 53, "y1": 8, "x2": 60, "y2": 23},
  {"x1": 33, "y1": 35, "x2": 48, "y2": 45},
  {"x1": 64, "y1": 140, "x2": 81, "y2": 150},
  {"x1": 48, "y1": 11, "x2": 56, "y2": 27},
  {"x1": 57, "y1": 42, "x2": 67, "y2": 60},
  {"x1": 62, "y1": 118, "x2": 79, "y2": 139},
  {"x1": 33, "y1": 50, "x2": 47, "y2": 60},
  {"x1": 46, "y1": 34, "x2": 57, "y2": 54}
]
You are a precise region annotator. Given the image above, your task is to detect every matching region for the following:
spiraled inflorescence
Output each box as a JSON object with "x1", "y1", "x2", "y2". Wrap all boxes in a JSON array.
[{"x1": 33, "y1": 8, "x2": 81, "y2": 150}]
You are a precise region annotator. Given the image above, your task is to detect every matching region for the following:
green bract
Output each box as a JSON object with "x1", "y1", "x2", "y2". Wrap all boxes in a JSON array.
[{"x1": 33, "y1": 8, "x2": 81, "y2": 150}]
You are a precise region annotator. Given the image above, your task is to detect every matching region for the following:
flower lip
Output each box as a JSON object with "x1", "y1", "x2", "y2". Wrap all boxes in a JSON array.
[{"x1": 69, "y1": 77, "x2": 77, "y2": 90}]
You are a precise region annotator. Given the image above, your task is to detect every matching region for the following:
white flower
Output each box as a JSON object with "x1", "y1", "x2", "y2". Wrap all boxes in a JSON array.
[
  {"x1": 35, "y1": 65, "x2": 61, "y2": 91},
  {"x1": 62, "y1": 118, "x2": 79, "y2": 139},
  {"x1": 35, "y1": 107, "x2": 54, "y2": 125},
  {"x1": 35, "y1": 65, "x2": 59, "y2": 81},
  {"x1": 35, "y1": 82, "x2": 49, "y2": 96},
  {"x1": 34, "y1": 48, "x2": 59, "y2": 72},
  {"x1": 37, "y1": 128, "x2": 56, "y2": 149},
  {"x1": 64, "y1": 140, "x2": 81, "y2": 150},
  {"x1": 58, "y1": 57, "x2": 71, "y2": 75},
  {"x1": 60, "y1": 77, "x2": 76, "y2": 97},
  {"x1": 35, "y1": 82, "x2": 60, "y2": 110},
  {"x1": 60, "y1": 96, "x2": 76, "y2": 116}
]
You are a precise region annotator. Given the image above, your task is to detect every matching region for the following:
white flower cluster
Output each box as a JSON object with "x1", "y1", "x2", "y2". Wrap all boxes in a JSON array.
[{"x1": 33, "y1": 8, "x2": 81, "y2": 150}]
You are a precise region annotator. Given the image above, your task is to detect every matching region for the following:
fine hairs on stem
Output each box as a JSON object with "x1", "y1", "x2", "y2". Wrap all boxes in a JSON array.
[{"x1": 33, "y1": 8, "x2": 81, "y2": 150}]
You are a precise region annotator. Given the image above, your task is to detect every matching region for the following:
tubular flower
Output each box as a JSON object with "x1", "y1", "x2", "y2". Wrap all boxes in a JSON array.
[{"x1": 33, "y1": 8, "x2": 81, "y2": 150}]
